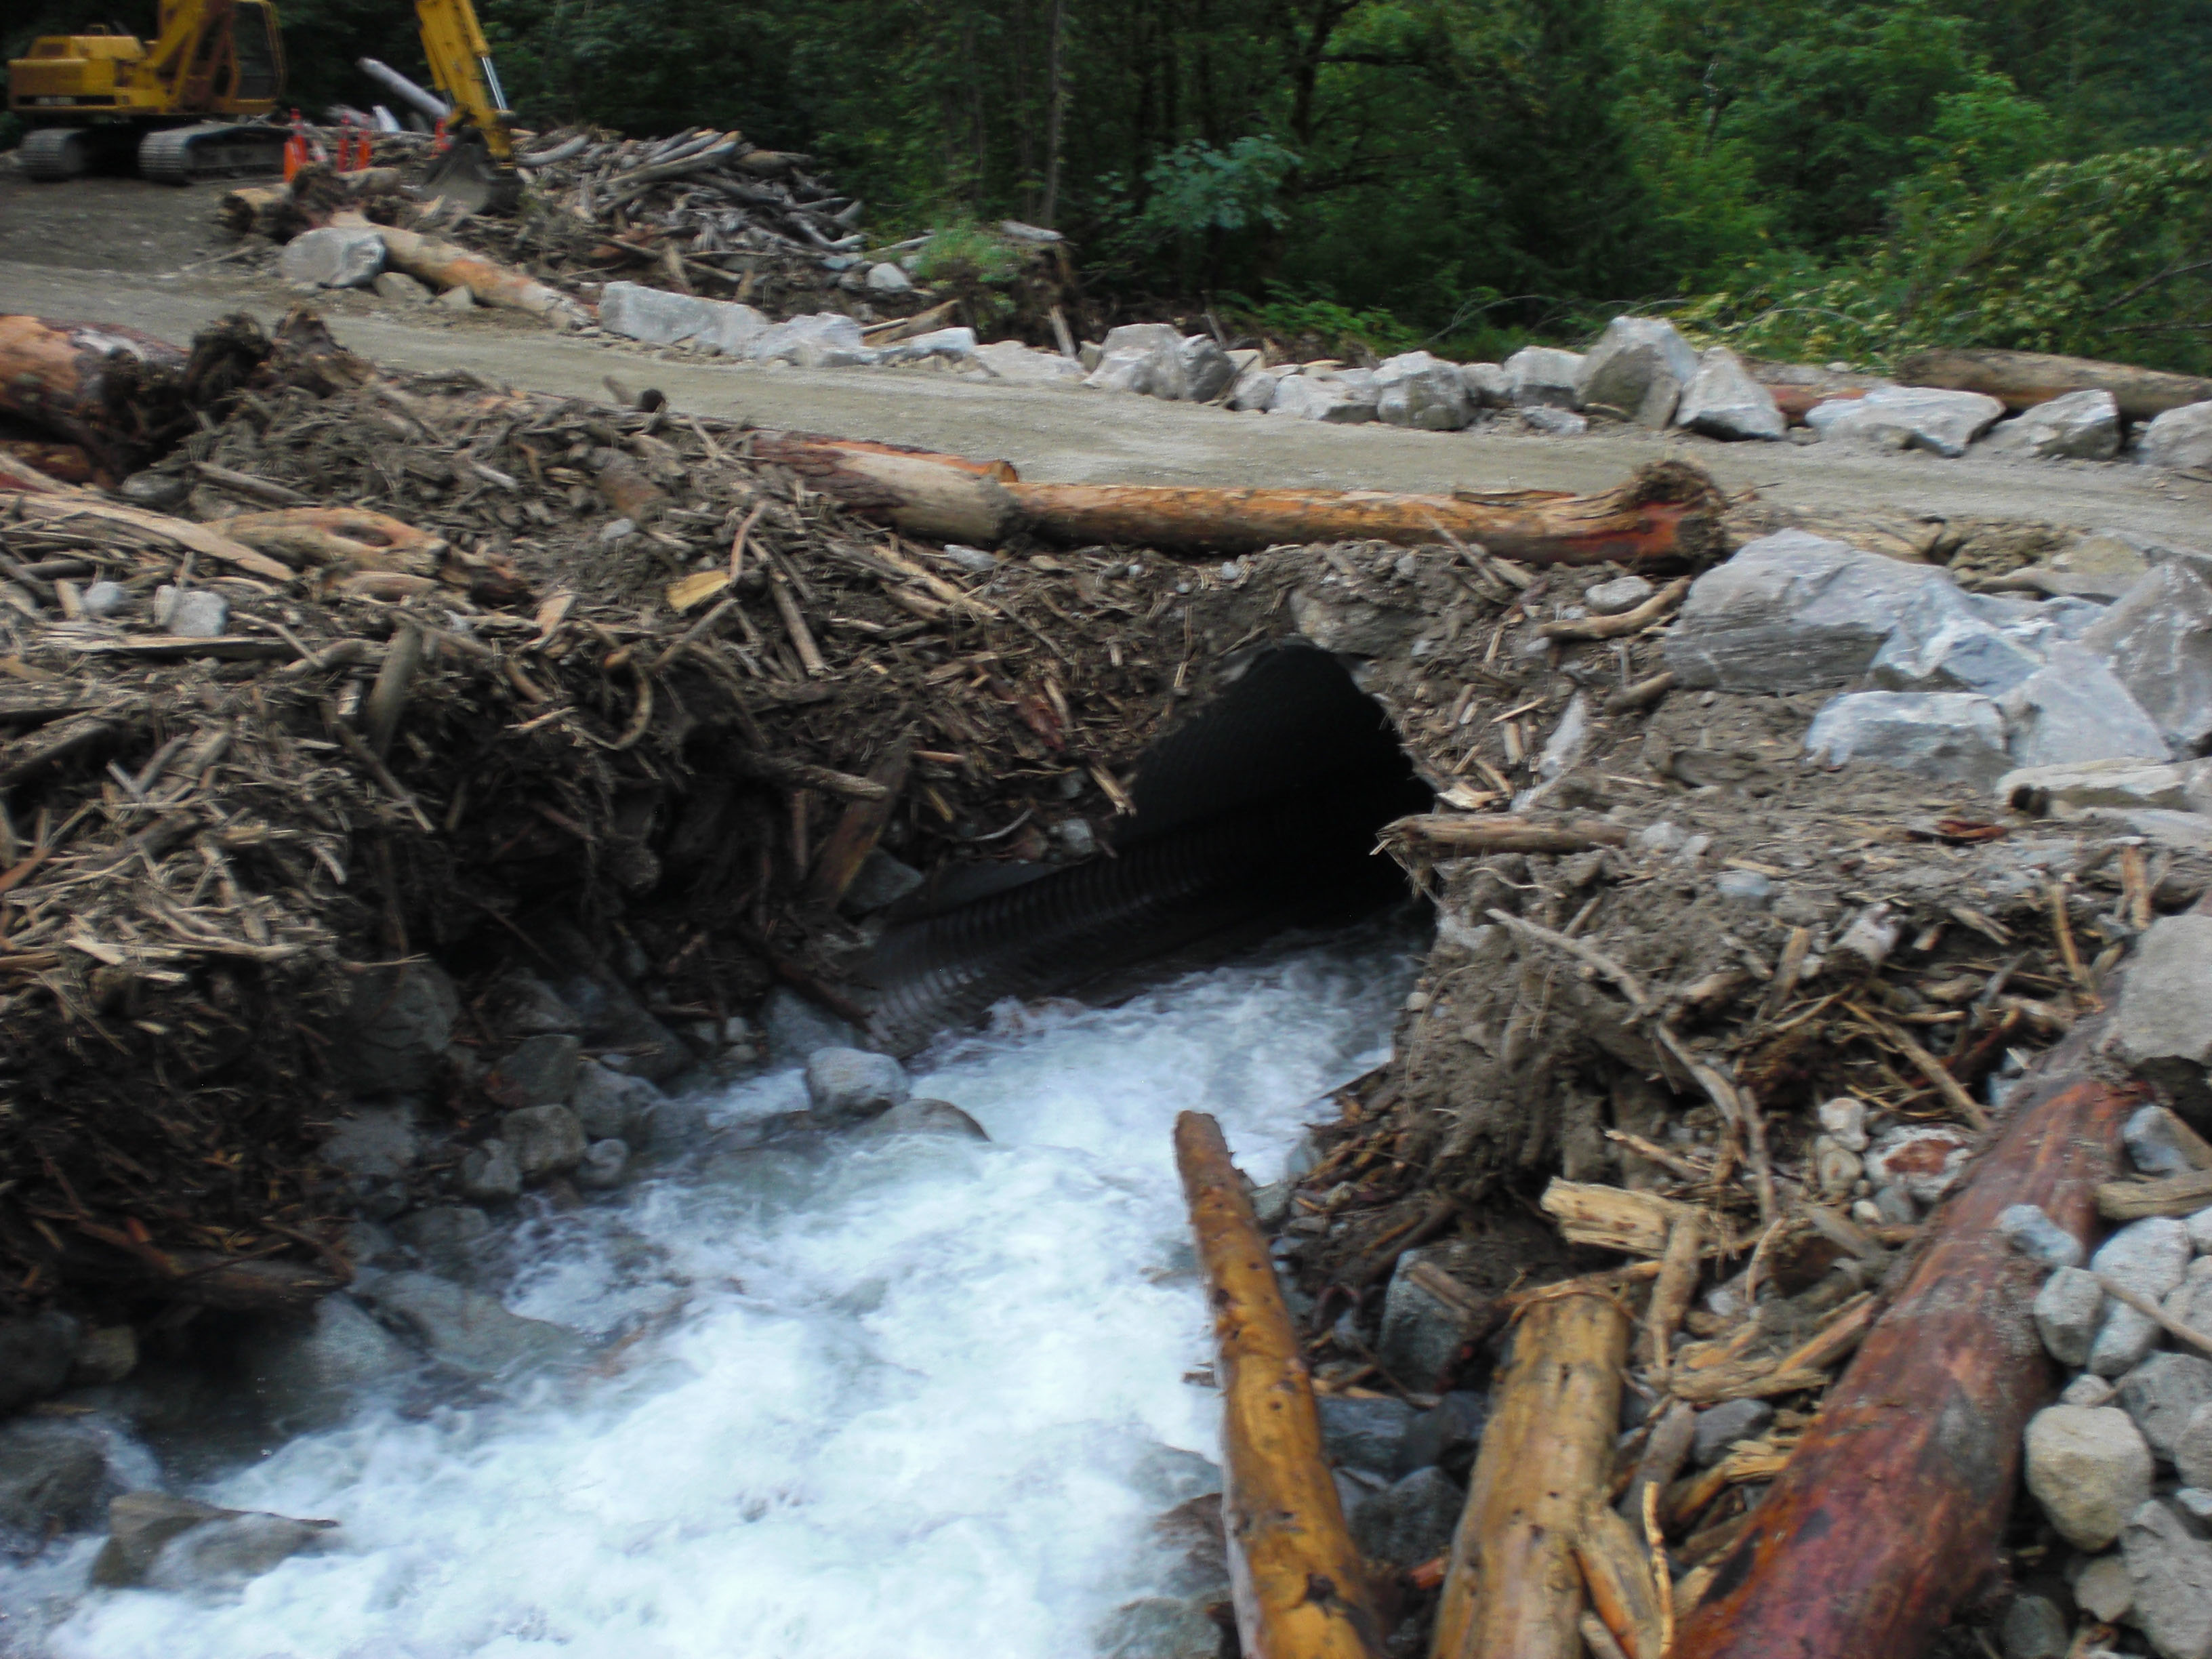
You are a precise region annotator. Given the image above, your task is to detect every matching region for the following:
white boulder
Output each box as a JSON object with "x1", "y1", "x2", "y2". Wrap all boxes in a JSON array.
[
  {"x1": 1676, "y1": 346, "x2": 1786, "y2": 441},
  {"x1": 1807, "y1": 386, "x2": 2007, "y2": 457}
]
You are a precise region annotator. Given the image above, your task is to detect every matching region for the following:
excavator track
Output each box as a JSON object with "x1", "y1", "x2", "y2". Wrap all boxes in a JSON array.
[
  {"x1": 137, "y1": 122, "x2": 287, "y2": 185},
  {"x1": 18, "y1": 127, "x2": 93, "y2": 182}
]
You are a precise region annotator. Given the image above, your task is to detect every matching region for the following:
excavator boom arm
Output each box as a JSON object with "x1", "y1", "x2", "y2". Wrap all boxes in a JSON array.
[{"x1": 415, "y1": 0, "x2": 512, "y2": 163}]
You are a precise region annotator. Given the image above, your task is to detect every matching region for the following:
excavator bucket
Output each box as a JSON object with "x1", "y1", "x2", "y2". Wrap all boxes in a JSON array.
[{"x1": 422, "y1": 133, "x2": 519, "y2": 216}]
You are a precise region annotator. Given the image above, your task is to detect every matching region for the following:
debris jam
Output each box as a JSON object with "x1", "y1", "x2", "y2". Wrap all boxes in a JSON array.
[{"x1": 1, "y1": 925, "x2": 1418, "y2": 1659}]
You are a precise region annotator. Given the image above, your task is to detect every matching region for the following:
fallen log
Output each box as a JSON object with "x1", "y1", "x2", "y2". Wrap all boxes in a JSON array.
[
  {"x1": 327, "y1": 213, "x2": 588, "y2": 327},
  {"x1": 1007, "y1": 461, "x2": 1727, "y2": 562},
  {"x1": 6, "y1": 495, "x2": 295, "y2": 581},
  {"x1": 1672, "y1": 1036, "x2": 2139, "y2": 1657},
  {"x1": 805, "y1": 743, "x2": 911, "y2": 906},
  {"x1": 739, "y1": 441, "x2": 1724, "y2": 563},
  {"x1": 1431, "y1": 1287, "x2": 1633, "y2": 1659},
  {"x1": 216, "y1": 507, "x2": 447, "y2": 574},
  {"x1": 1380, "y1": 815, "x2": 1629, "y2": 857},
  {"x1": 0, "y1": 314, "x2": 190, "y2": 476},
  {"x1": 1175, "y1": 1111, "x2": 1385, "y2": 1659},
  {"x1": 1895, "y1": 346, "x2": 2212, "y2": 419}
]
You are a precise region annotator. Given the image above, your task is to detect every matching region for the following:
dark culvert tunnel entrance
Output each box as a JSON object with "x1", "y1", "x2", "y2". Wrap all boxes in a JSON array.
[{"x1": 863, "y1": 644, "x2": 1432, "y2": 1053}]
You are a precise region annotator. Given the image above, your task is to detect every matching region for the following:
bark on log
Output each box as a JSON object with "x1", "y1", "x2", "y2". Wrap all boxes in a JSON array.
[
  {"x1": 1895, "y1": 346, "x2": 2212, "y2": 419},
  {"x1": 1671, "y1": 1045, "x2": 2138, "y2": 1658},
  {"x1": 1381, "y1": 815, "x2": 1629, "y2": 856},
  {"x1": 216, "y1": 507, "x2": 447, "y2": 573},
  {"x1": 5, "y1": 496, "x2": 295, "y2": 581},
  {"x1": 1176, "y1": 1111, "x2": 1385, "y2": 1659},
  {"x1": 1431, "y1": 1288, "x2": 1633, "y2": 1659},
  {"x1": 805, "y1": 743, "x2": 910, "y2": 906},
  {"x1": 0, "y1": 314, "x2": 190, "y2": 476}
]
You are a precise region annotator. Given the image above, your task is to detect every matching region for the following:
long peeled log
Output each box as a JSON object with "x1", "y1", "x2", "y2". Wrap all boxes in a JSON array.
[
  {"x1": 1431, "y1": 1288, "x2": 1633, "y2": 1659},
  {"x1": 0, "y1": 314, "x2": 190, "y2": 476},
  {"x1": 737, "y1": 437, "x2": 1725, "y2": 565},
  {"x1": 327, "y1": 213, "x2": 588, "y2": 326},
  {"x1": 1896, "y1": 346, "x2": 2212, "y2": 419},
  {"x1": 1008, "y1": 460, "x2": 1726, "y2": 562},
  {"x1": 1175, "y1": 1111, "x2": 1385, "y2": 1659},
  {"x1": 1673, "y1": 1039, "x2": 2139, "y2": 1658}
]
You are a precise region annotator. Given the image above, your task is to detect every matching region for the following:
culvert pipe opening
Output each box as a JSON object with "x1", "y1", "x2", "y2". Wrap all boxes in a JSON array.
[{"x1": 863, "y1": 644, "x2": 1433, "y2": 1052}]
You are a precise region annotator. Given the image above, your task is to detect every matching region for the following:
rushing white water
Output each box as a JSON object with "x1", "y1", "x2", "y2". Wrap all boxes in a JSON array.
[{"x1": 7, "y1": 923, "x2": 1418, "y2": 1659}]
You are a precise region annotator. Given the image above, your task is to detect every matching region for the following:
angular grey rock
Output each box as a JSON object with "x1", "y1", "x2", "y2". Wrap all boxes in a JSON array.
[
  {"x1": 577, "y1": 1136, "x2": 630, "y2": 1188},
  {"x1": 0, "y1": 1419, "x2": 109, "y2": 1541},
  {"x1": 354, "y1": 1271, "x2": 578, "y2": 1376},
  {"x1": 2121, "y1": 1351, "x2": 2212, "y2": 1458},
  {"x1": 2036, "y1": 1265, "x2": 2107, "y2": 1368},
  {"x1": 2125, "y1": 1497, "x2": 2212, "y2": 1658},
  {"x1": 79, "y1": 579, "x2": 131, "y2": 617},
  {"x1": 391, "y1": 1205, "x2": 489, "y2": 1261},
  {"x1": 501, "y1": 1104, "x2": 587, "y2": 1181},
  {"x1": 748, "y1": 312, "x2": 873, "y2": 368},
  {"x1": 2093, "y1": 1218, "x2": 2195, "y2": 1376},
  {"x1": 1227, "y1": 364, "x2": 1279, "y2": 411},
  {"x1": 865, "y1": 261, "x2": 914, "y2": 293},
  {"x1": 154, "y1": 585, "x2": 228, "y2": 637},
  {"x1": 2132, "y1": 1105, "x2": 2206, "y2": 1178},
  {"x1": 1082, "y1": 324, "x2": 1185, "y2": 398},
  {"x1": 2026, "y1": 1404, "x2": 2154, "y2": 1549},
  {"x1": 371, "y1": 269, "x2": 429, "y2": 304},
  {"x1": 1349, "y1": 1467, "x2": 1463, "y2": 1566},
  {"x1": 1403, "y1": 1391, "x2": 1488, "y2": 1477},
  {"x1": 1095, "y1": 1593, "x2": 1223, "y2": 1659},
  {"x1": 277, "y1": 225, "x2": 386, "y2": 289},
  {"x1": 1998, "y1": 1593, "x2": 2068, "y2": 1659},
  {"x1": 2167, "y1": 1260, "x2": 2212, "y2": 1338},
  {"x1": 2080, "y1": 560, "x2": 2212, "y2": 753},
  {"x1": 1807, "y1": 386, "x2": 2007, "y2": 457},
  {"x1": 1584, "y1": 575, "x2": 1654, "y2": 615},
  {"x1": 880, "y1": 325, "x2": 979, "y2": 367},
  {"x1": 493, "y1": 971, "x2": 583, "y2": 1036},
  {"x1": 330, "y1": 961, "x2": 459, "y2": 1094},
  {"x1": 321, "y1": 1104, "x2": 419, "y2": 1181},
  {"x1": 1999, "y1": 643, "x2": 2171, "y2": 769},
  {"x1": 1504, "y1": 345, "x2": 1584, "y2": 409},
  {"x1": 1461, "y1": 363, "x2": 1513, "y2": 407},
  {"x1": 1982, "y1": 390, "x2": 2122, "y2": 461},
  {"x1": 2066, "y1": 1374, "x2": 2121, "y2": 1408},
  {"x1": 1519, "y1": 405, "x2": 1588, "y2": 436},
  {"x1": 435, "y1": 283, "x2": 476, "y2": 311},
  {"x1": 1317, "y1": 1394, "x2": 1416, "y2": 1476},
  {"x1": 1818, "y1": 1096, "x2": 1870, "y2": 1151},
  {"x1": 1376, "y1": 1248, "x2": 1468, "y2": 1392},
  {"x1": 2112, "y1": 916, "x2": 2212, "y2": 1117},
  {"x1": 805, "y1": 1047, "x2": 911, "y2": 1123},
  {"x1": 842, "y1": 848, "x2": 924, "y2": 914},
  {"x1": 1868, "y1": 592, "x2": 2049, "y2": 697},
  {"x1": 2180, "y1": 1401, "x2": 2212, "y2": 1491},
  {"x1": 1664, "y1": 530, "x2": 1964, "y2": 691},
  {"x1": 1998, "y1": 1202, "x2": 2085, "y2": 1269},
  {"x1": 488, "y1": 1033, "x2": 582, "y2": 1109},
  {"x1": 1575, "y1": 316, "x2": 1699, "y2": 417},
  {"x1": 1677, "y1": 346, "x2": 1786, "y2": 441},
  {"x1": 2142, "y1": 400, "x2": 2212, "y2": 471},
  {"x1": 239, "y1": 1294, "x2": 415, "y2": 1428},
  {"x1": 459, "y1": 1137, "x2": 523, "y2": 1202},
  {"x1": 599, "y1": 281, "x2": 730, "y2": 347},
  {"x1": 2075, "y1": 1549, "x2": 2134, "y2": 1622},
  {"x1": 1374, "y1": 350, "x2": 1472, "y2": 430},
  {"x1": 1270, "y1": 373, "x2": 1377, "y2": 423},
  {"x1": 1693, "y1": 1397, "x2": 1775, "y2": 1467},
  {"x1": 1997, "y1": 758, "x2": 2212, "y2": 817},
  {"x1": 0, "y1": 1311, "x2": 81, "y2": 1413},
  {"x1": 1803, "y1": 692, "x2": 2011, "y2": 787},
  {"x1": 859, "y1": 1097, "x2": 990, "y2": 1139},
  {"x1": 93, "y1": 1492, "x2": 332, "y2": 1591},
  {"x1": 760, "y1": 985, "x2": 859, "y2": 1064},
  {"x1": 1178, "y1": 335, "x2": 1237, "y2": 403},
  {"x1": 571, "y1": 1059, "x2": 665, "y2": 1142}
]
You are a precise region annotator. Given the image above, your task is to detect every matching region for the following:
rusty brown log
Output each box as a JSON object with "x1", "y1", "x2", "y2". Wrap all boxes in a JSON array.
[
  {"x1": 1895, "y1": 346, "x2": 2212, "y2": 419},
  {"x1": 1382, "y1": 815, "x2": 1630, "y2": 856},
  {"x1": 1671, "y1": 1044, "x2": 2139, "y2": 1657},
  {"x1": 1176, "y1": 1110, "x2": 1385, "y2": 1659},
  {"x1": 326, "y1": 212, "x2": 588, "y2": 326},
  {"x1": 805, "y1": 743, "x2": 911, "y2": 906},
  {"x1": 0, "y1": 314, "x2": 192, "y2": 476}
]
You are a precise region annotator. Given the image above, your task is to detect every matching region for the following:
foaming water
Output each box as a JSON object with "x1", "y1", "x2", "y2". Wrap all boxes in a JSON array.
[{"x1": 8, "y1": 923, "x2": 1416, "y2": 1658}]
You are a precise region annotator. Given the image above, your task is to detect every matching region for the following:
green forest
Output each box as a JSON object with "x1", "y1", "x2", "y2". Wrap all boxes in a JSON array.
[{"x1": 10, "y1": 0, "x2": 2212, "y2": 367}]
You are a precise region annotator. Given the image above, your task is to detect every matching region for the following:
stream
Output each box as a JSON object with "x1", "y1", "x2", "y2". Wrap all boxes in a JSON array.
[{"x1": 4, "y1": 920, "x2": 1420, "y2": 1658}]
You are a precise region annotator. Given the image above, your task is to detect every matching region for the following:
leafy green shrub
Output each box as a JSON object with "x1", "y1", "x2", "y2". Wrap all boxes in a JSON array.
[{"x1": 1222, "y1": 288, "x2": 1420, "y2": 360}]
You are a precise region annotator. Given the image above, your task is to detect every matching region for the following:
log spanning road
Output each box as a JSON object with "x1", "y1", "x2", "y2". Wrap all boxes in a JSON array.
[{"x1": 2, "y1": 253, "x2": 2211, "y2": 548}]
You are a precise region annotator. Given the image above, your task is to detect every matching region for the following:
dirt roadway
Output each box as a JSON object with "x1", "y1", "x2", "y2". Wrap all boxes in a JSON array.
[{"x1": 5, "y1": 169, "x2": 2211, "y2": 543}]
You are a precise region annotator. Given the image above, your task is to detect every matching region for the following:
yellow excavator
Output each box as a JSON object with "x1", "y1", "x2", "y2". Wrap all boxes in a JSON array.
[{"x1": 8, "y1": 0, "x2": 519, "y2": 210}]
